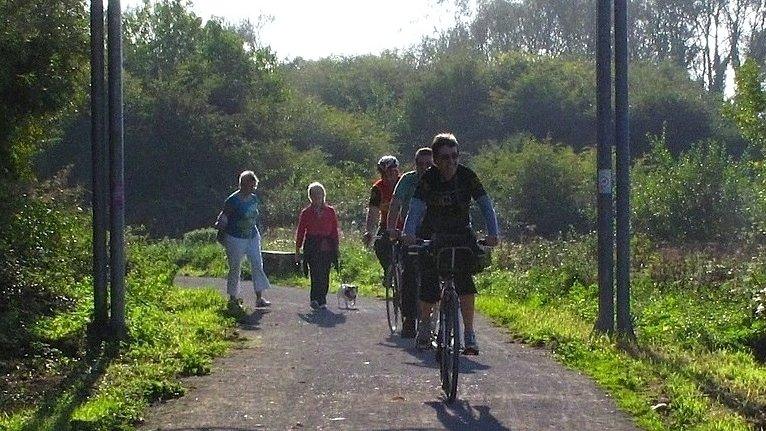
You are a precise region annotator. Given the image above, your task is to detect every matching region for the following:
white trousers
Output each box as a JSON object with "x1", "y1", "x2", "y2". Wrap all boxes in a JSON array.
[{"x1": 224, "y1": 230, "x2": 271, "y2": 297}]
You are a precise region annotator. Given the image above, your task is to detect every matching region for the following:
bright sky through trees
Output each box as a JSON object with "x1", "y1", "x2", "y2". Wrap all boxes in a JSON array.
[{"x1": 123, "y1": 0, "x2": 462, "y2": 60}]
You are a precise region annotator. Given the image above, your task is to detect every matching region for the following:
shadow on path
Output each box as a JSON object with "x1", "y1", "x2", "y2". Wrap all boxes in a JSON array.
[
  {"x1": 157, "y1": 428, "x2": 268, "y2": 431},
  {"x1": 425, "y1": 400, "x2": 512, "y2": 431},
  {"x1": 379, "y1": 335, "x2": 491, "y2": 374},
  {"x1": 297, "y1": 309, "x2": 347, "y2": 328},
  {"x1": 237, "y1": 308, "x2": 269, "y2": 330}
]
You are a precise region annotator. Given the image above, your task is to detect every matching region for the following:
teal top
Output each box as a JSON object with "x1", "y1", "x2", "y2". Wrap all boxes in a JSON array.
[
  {"x1": 392, "y1": 170, "x2": 419, "y2": 217},
  {"x1": 223, "y1": 191, "x2": 261, "y2": 238}
]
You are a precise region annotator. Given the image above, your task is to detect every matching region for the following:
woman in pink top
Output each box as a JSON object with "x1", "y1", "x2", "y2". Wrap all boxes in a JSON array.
[{"x1": 295, "y1": 182, "x2": 340, "y2": 310}]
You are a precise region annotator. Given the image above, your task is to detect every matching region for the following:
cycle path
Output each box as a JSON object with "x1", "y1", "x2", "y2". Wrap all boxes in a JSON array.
[{"x1": 138, "y1": 276, "x2": 639, "y2": 431}]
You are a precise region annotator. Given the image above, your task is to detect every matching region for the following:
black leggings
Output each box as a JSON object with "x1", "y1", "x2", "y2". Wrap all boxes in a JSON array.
[{"x1": 307, "y1": 253, "x2": 333, "y2": 305}]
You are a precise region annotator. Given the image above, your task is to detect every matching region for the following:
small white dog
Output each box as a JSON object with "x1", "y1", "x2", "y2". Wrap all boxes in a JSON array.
[{"x1": 337, "y1": 283, "x2": 358, "y2": 309}]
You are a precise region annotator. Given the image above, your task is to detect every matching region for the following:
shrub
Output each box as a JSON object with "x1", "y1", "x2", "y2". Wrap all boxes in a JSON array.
[
  {"x1": 182, "y1": 227, "x2": 218, "y2": 245},
  {"x1": 261, "y1": 148, "x2": 369, "y2": 228},
  {"x1": 632, "y1": 137, "x2": 749, "y2": 242},
  {"x1": 473, "y1": 137, "x2": 594, "y2": 238}
]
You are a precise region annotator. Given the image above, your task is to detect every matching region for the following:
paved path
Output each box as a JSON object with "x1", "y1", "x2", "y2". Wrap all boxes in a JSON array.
[{"x1": 138, "y1": 277, "x2": 639, "y2": 431}]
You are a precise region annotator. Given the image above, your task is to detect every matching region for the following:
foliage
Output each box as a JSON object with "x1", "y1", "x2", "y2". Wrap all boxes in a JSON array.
[
  {"x1": 282, "y1": 97, "x2": 395, "y2": 166},
  {"x1": 37, "y1": 0, "x2": 394, "y2": 237},
  {"x1": 282, "y1": 53, "x2": 414, "y2": 136},
  {"x1": 486, "y1": 53, "x2": 596, "y2": 149},
  {"x1": 632, "y1": 137, "x2": 750, "y2": 242},
  {"x1": 0, "y1": 227, "x2": 236, "y2": 430},
  {"x1": 0, "y1": 0, "x2": 88, "y2": 180},
  {"x1": 476, "y1": 234, "x2": 766, "y2": 430},
  {"x1": 0, "y1": 174, "x2": 91, "y2": 410},
  {"x1": 465, "y1": 0, "x2": 764, "y2": 93},
  {"x1": 260, "y1": 147, "x2": 370, "y2": 227},
  {"x1": 470, "y1": 0, "x2": 594, "y2": 58},
  {"x1": 124, "y1": 0, "x2": 204, "y2": 81},
  {"x1": 630, "y1": 63, "x2": 723, "y2": 157},
  {"x1": 403, "y1": 48, "x2": 492, "y2": 152},
  {"x1": 725, "y1": 58, "x2": 766, "y2": 159},
  {"x1": 472, "y1": 137, "x2": 594, "y2": 237}
]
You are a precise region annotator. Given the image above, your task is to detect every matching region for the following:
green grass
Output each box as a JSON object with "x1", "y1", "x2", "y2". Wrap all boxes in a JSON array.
[
  {"x1": 0, "y1": 240, "x2": 238, "y2": 431},
  {"x1": 473, "y1": 235, "x2": 766, "y2": 431}
]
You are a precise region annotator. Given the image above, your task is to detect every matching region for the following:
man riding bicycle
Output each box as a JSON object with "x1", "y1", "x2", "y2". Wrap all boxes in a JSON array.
[
  {"x1": 386, "y1": 147, "x2": 434, "y2": 338},
  {"x1": 402, "y1": 133, "x2": 499, "y2": 355}
]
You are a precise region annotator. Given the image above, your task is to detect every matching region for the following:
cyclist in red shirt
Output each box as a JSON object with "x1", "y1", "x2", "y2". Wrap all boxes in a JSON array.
[{"x1": 363, "y1": 156, "x2": 402, "y2": 275}]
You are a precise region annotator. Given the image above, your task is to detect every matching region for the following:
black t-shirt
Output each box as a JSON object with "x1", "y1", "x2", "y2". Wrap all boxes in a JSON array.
[{"x1": 413, "y1": 164, "x2": 487, "y2": 236}]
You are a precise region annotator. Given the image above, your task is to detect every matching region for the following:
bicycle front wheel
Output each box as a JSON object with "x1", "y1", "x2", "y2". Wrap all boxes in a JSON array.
[
  {"x1": 385, "y1": 267, "x2": 401, "y2": 334},
  {"x1": 438, "y1": 289, "x2": 460, "y2": 403}
]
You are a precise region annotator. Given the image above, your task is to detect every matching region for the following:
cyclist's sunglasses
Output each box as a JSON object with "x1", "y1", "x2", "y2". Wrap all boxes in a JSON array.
[{"x1": 436, "y1": 151, "x2": 459, "y2": 161}]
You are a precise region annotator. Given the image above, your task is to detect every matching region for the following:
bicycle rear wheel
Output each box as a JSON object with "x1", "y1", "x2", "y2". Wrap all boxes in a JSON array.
[
  {"x1": 438, "y1": 288, "x2": 460, "y2": 403},
  {"x1": 385, "y1": 266, "x2": 401, "y2": 334}
]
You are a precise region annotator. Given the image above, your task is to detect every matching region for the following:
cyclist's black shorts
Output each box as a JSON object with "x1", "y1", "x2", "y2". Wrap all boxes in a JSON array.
[
  {"x1": 418, "y1": 260, "x2": 477, "y2": 302},
  {"x1": 416, "y1": 231, "x2": 479, "y2": 302}
]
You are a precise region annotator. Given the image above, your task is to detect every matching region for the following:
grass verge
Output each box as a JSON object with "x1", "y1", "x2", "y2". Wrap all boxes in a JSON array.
[{"x1": 0, "y1": 239, "x2": 238, "y2": 431}]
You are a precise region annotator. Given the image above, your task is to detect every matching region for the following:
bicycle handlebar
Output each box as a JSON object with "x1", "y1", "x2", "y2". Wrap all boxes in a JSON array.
[{"x1": 406, "y1": 238, "x2": 495, "y2": 256}]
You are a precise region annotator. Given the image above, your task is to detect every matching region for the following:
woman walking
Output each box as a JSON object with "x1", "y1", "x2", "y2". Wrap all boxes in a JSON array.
[
  {"x1": 295, "y1": 182, "x2": 340, "y2": 310},
  {"x1": 216, "y1": 170, "x2": 272, "y2": 309}
]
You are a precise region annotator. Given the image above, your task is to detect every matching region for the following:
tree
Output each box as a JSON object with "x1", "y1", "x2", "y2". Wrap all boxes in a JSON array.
[
  {"x1": 403, "y1": 49, "x2": 492, "y2": 152},
  {"x1": 123, "y1": 0, "x2": 203, "y2": 81},
  {"x1": 0, "y1": 0, "x2": 88, "y2": 181},
  {"x1": 724, "y1": 58, "x2": 766, "y2": 158},
  {"x1": 486, "y1": 54, "x2": 596, "y2": 149},
  {"x1": 471, "y1": 0, "x2": 595, "y2": 58},
  {"x1": 630, "y1": 62, "x2": 722, "y2": 156},
  {"x1": 282, "y1": 53, "x2": 415, "y2": 136}
]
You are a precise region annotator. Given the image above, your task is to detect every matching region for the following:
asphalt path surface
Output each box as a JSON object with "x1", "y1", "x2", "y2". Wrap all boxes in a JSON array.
[{"x1": 138, "y1": 277, "x2": 639, "y2": 431}]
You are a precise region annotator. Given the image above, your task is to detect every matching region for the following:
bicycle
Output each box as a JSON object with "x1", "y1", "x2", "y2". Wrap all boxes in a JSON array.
[
  {"x1": 408, "y1": 235, "x2": 491, "y2": 403},
  {"x1": 370, "y1": 234, "x2": 402, "y2": 334}
]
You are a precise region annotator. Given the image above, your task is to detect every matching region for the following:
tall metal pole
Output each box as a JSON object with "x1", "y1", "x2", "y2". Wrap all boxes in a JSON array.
[
  {"x1": 107, "y1": 0, "x2": 126, "y2": 339},
  {"x1": 614, "y1": 0, "x2": 634, "y2": 339},
  {"x1": 595, "y1": 0, "x2": 615, "y2": 334},
  {"x1": 90, "y1": 0, "x2": 109, "y2": 338}
]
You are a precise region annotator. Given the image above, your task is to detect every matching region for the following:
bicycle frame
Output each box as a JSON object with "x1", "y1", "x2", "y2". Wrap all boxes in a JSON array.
[
  {"x1": 408, "y1": 236, "x2": 493, "y2": 403},
  {"x1": 374, "y1": 235, "x2": 402, "y2": 334},
  {"x1": 412, "y1": 241, "x2": 477, "y2": 403},
  {"x1": 436, "y1": 271, "x2": 461, "y2": 403}
]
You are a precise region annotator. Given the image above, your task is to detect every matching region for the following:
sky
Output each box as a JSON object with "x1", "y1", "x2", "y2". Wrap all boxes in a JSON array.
[{"x1": 122, "y1": 0, "x2": 463, "y2": 61}]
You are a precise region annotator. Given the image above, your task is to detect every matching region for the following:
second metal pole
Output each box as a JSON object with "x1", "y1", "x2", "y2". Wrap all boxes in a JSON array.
[
  {"x1": 107, "y1": 0, "x2": 126, "y2": 339},
  {"x1": 614, "y1": 0, "x2": 634, "y2": 339},
  {"x1": 595, "y1": 0, "x2": 615, "y2": 334},
  {"x1": 90, "y1": 0, "x2": 109, "y2": 338}
]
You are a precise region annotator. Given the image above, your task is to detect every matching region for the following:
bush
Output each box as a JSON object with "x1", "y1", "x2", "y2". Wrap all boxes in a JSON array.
[
  {"x1": 472, "y1": 137, "x2": 594, "y2": 238},
  {"x1": 261, "y1": 148, "x2": 369, "y2": 228},
  {"x1": 632, "y1": 137, "x2": 749, "y2": 242},
  {"x1": 0, "y1": 175, "x2": 91, "y2": 363},
  {"x1": 182, "y1": 227, "x2": 218, "y2": 245}
]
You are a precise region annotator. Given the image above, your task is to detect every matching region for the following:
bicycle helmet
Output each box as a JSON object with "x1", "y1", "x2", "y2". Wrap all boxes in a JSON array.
[{"x1": 377, "y1": 155, "x2": 399, "y2": 171}]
